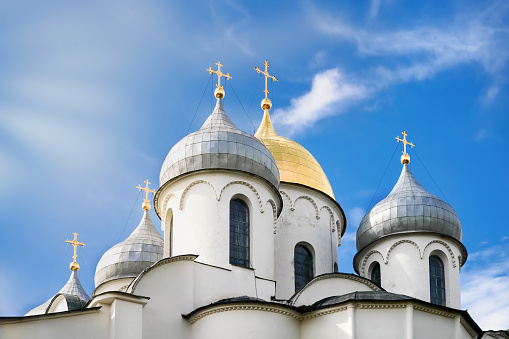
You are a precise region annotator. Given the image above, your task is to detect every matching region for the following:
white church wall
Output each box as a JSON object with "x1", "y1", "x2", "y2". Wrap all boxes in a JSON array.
[
  {"x1": 189, "y1": 307, "x2": 300, "y2": 339},
  {"x1": 0, "y1": 309, "x2": 110, "y2": 339},
  {"x1": 291, "y1": 275, "x2": 378, "y2": 306},
  {"x1": 130, "y1": 257, "x2": 196, "y2": 339},
  {"x1": 157, "y1": 170, "x2": 280, "y2": 281},
  {"x1": 356, "y1": 233, "x2": 463, "y2": 308},
  {"x1": 413, "y1": 308, "x2": 455, "y2": 339},
  {"x1": 300, "y1": 307, "x2": 350, "y2": 339},
  {"x1": 94, "y1": 277, "x2": 134, "y2": 296},
  {"x1": 355, "y1": 307, "x2": 407, "y2": 339},
  {"x1": 275, "y1": 183, "x2": 343, "y2": 300},
  {"x1": 109, "y1": 299, "x2": 143, "y2": 339}
]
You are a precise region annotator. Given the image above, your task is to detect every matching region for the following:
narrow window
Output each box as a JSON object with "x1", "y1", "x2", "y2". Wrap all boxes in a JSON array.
[
  {"x1": 230, "y1": 199, "x2": 249, "y2": 267},
  {"x1": 295, "y1": 244, "x2": 313, "y2": 292},
  {"x1": 429, "y1": 255, "x2": 446, "y2": 306},
  {"x1": 371, "y1": 262, "x2": 381, "y2": 286}
]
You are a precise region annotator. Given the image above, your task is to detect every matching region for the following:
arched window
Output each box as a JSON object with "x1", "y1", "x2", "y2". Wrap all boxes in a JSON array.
[
  {"x1": 371, "y1": 262, "x2": 381, "y2": 286},
  {"x1": 294, "y1": 244, "x2": 313, "y2": 292},
  {"x1": 230, "y1": 199, "x2": 250, "y2": 267},
  {"x1": 429, "y1": 255, "x2": 446, "y2": 306},
  {"x1": 333, "y1": 262, "x2": 338, "y2": 273}
]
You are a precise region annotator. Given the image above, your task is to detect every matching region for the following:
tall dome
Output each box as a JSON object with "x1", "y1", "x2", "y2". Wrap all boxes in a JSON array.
[
  {"x1": 95, "y1": 210, "x2": 163, "y2": 288},
  {"x1": 254, "y1": 110, "x2": 334, "y2": 199},
  {"x1": 356, "y1": 163, "x2": 462, "y2": 252},
  {"x1": 159, "y1": 98, "x2": 280, "y2": 191}
]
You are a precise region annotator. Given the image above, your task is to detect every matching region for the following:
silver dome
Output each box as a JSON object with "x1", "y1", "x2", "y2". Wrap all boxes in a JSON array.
[
  {"x1": 95, "y1": 210, "x2": 163, "y2": 287},
  {"x1": 159, "y1": 98, "x2": 280, "y2": 189},
  {"x1": 356, "y1": 164, "x2": 462, "y2": 252},
  {"x1": 25, "y1": 271, "x2": 90, "y2": 316}
]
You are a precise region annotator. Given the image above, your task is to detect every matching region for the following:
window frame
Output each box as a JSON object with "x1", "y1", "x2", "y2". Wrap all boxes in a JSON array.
[
  {"x1": 229, "y1": 198, "x2": 250, "y2": 268},
  {"x1": 294, "y1": 243, "x2": 314, "y2": 292},
  {"x1": 429, "y1": 255, "x2": 446, "y2": 306}
]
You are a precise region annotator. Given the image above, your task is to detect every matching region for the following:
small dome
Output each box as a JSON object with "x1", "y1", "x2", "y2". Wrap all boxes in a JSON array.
[
  {"x1": 356, "y1": 164, "x2": 462, "y2": 252},
  {"x1": 95, "y1": 210, "x2": 163, "y2": 287},
  {"x1": 25, "y1": 271, "x2": 90, "y2": 316},
  {"x1": 159, "y1": 98, "x2": 280, "y2": 190},
  {"x1": 255, "y1": 110, "x2": 334, "y2": 198}
]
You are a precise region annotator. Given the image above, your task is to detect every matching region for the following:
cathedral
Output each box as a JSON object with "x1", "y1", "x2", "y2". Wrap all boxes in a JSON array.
[{"x1": 0, "y1": 61, "x2": 505, "y2": 339}]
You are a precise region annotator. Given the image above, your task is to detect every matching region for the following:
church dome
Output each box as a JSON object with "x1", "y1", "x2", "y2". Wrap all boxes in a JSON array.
[
  {"x1": 95, "y1": 210, "x2": 163, "y2": 287},
  {"x1": 356, "y1": 164, "x2": 462, "y2": 252},
  {"x1": 159, "y1": 98, "x2": 280, "y2": 190},
  {"x1": 254, "y1": 110, "x2": 334, "y2": 198}
]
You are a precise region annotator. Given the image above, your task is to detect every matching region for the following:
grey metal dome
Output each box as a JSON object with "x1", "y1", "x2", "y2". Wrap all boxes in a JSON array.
[
  {"x1": 25, "y1": 271, "x2": 90, "y2": 316},
  {"x1": 95, "y1": 210, "x2": 163, "y2": 287},
  {"x1": 356, "y1": 164, "x2": 462, "y2": 252},
  {"x1": 159, "y1": 98, "x2": 280, "y2": 189}
]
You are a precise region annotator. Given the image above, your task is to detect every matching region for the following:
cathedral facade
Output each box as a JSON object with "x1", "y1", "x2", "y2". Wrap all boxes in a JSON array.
[{"x1": 0, "y1": 62, "x2": 503, "y2": 339}]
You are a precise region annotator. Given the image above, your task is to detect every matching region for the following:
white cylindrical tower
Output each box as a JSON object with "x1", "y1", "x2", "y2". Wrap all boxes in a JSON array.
[
  {"x1": 255, "y1": 105, "x2": 346, "y2": 300},
  {"x1": 154, "y1": 96, "x2": 282, "y2": 282},
  {"x1": 354, "y1": 139, "x2": 467, "y2": 309}
]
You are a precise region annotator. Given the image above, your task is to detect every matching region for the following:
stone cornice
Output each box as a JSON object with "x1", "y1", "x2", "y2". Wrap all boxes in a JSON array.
[{"x1": 187, "y1": 304, "x2": 301, "y2": 324}]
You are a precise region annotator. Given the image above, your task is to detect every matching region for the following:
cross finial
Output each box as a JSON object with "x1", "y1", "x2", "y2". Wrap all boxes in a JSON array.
[
  {"x1": 395, "y1": 131, "x2": 415, "y2": 164},
  {"x1": 137, "y1": 179, "x2": 156, "y2": 211},
  {"x1": 206, "y1": 61, "x2": 232, "y2": 99},
  {"x1": 66, "y1": 231, "x2": 85, "y2": 271},
  {"x1": 254, "y1": 60, "x2": 278, "y2": 110}
]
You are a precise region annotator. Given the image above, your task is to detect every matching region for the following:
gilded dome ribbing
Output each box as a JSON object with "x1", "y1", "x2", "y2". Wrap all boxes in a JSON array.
[{"x1": 254, "y1": 110, "x2": 334, "y2": 199}]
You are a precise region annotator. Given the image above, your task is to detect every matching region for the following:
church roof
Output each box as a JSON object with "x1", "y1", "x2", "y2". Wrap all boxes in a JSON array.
[
  {"x1": 25, "y1": 271, "x2": 90, "y2": 316},
  {"x1": 356, "y1": 163, "x2": 463, "y2": 252},
  {"x1": 159, "y1": 97, "x2": 280, "y2": 191},
  {"x1": 255, "y1": 110, "x2": 334, "y2": 199},
  {"x1": 94, "y1": 210, "x2": 163, "y2": 288}
]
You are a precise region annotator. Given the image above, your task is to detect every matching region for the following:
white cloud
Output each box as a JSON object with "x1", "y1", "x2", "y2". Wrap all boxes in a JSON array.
[
  {"x1": 368, "y1": 0, "x2": 381, "y2": 20},
  {"x1": 348, "y1": 207, "x2": 366, "y2": 227},
  {"x1": 462, "y1": 248, "x2": 509, "y2": 330},
  {"x1": 273, "y1": 68, "x2": 369, "y2": 135},
  {"x1": 277, "y1": 2, "x2": 509, "y2": 135}
]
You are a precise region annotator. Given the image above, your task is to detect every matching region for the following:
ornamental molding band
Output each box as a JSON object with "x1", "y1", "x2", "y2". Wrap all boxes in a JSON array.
[
  {"x1": 179, "y1": 180, "x2": 218, "y2": 210},
  {"x1": 219, "y1": 181, "x2": 264, "y2": 213},
  {"x1": 460, "y1": 317, "x2": 479, "y2": 338},
  {"x1": 128, "y1": 255, "x2": 198, "y2": 293},
  {"x1": 413, "y1": 305, "x2": 455, "y2": 318},
  {"x1": 360, "y1": 238, "x2": 458, "y2": 275},
  {"x1": 280, "y1": 190, "x2": 292, "y2": 206},
  {"x1": 360, "y1": 250, "x2": 385, "y2": 276},
  {"x1": 188, "y1": 304, "x2": 301, "y2": 324},
  {"x1": 358, "y1": 304, "x2": 406, "y2": 309},
  {"x1": 161, "y1": 193, "x2": 176, "y2": 225},
  {"x1": 320, "y1": 205, "x2": 336, "y2": 230},
  {"x1": 290, "y1": 273, "x2": 381, "y2": 304},
  {"x1": 293, "y1": 196, "x2": 320, "y2": 220},
  {"x1": 301, "y1": 305, "x2": 348, "y2": 320},
  {"x1": 336, "y1": 220, "x2": 342, "y2": 243},
  {"x1": 423, "y1": 240, "x2": 457, "y2": 268},
  {"x1": 266, "y1": 199, "x2": 278, "y2": 234},
  {"x1": 385, "y1": 240, "x2": 422, "y2": 264}
]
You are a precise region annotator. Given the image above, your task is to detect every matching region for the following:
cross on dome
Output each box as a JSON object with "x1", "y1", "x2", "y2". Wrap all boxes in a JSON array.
[
  {"x1": 206, "y1": 61, "x2": 232, "y2": 99},
  {"x1": 395, "y1": 131, "x2": 415, "y2": 164},
  {"x1": 65, "y1": 231, "x2": 85, "y2": 271},
  {"x1": 254, "y1": 60, "x2": 278, "y2": 110},
  {"x1": 137, "y1": 179, "x2": 155, "y2": 211}
]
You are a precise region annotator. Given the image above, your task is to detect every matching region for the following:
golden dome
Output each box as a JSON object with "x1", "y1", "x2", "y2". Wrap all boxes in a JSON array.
[{"x1": 255, "y1": 110, "x2": 334, "y2": 198}]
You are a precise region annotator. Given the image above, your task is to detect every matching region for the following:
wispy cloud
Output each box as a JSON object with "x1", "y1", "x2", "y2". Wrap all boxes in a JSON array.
[
  {"x1": 462, "y1": 245, "x2": 509, "y2": 330},
  {"x1": 275, "y1": 1, "x2": 509, "y2": 135},
  {"x1": 368, "y1": 0, "x2": 381, "y2": 20},
  {"x1": 273, "y1": 68, "x2": 369, "y2": 135}
]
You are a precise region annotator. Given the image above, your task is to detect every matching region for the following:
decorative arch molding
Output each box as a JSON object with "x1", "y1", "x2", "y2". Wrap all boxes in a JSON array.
[
  {"x1": 385, "y1": 240, "x2": 422, "y2": 264},
  {"x1": 179, "y1": 180, "x2": 218, "y2": 210},
  {"x1": 360, "y1": 250, "x2": 385, "y2": 276},
  {"x1": 423, "y1": 240, "x2": 457, "y2": 268},
  {"x1": 161, "y1": 193, "x2": 176, "y2": 224},
  {"x1": 219, "y1": 181, "x2": 264, "y2": 213},
  {"x1": 279, "y1": 190, "x2": 292, "y2": 207},
  {"x1": 336, "y1": 220, "x2": 342, "y2": 244},
  {"x1": 320, "y1": 206, "x2": 335, "y2": 229},
  {"x1": 266, "y1": 199, "x2": 277, "y2": 234},
  {"x1": 293, "y1": 196, "x2": 320, "y2": 220}
]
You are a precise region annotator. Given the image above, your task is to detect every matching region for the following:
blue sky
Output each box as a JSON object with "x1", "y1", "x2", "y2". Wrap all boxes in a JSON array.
[{"x1": 0, "y1": 0, "x2": 507, "y2": 330}]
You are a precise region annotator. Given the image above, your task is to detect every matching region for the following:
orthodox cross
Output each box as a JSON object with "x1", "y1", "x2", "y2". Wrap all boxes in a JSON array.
[
  {"x1": 137, "y1": 179, "x2": 155, "y2": 210},
  {"x1": 254, "y1": 60, "x2": 278, "y2": 99},
  {"x1": 395, "y1": 131, "x2": 415, "y2": 155},
  {"x1": 66, "y1": 231, "x2": 85, "y2": 271},
  {"x1": 206, "y1": 61, "x2": 232, "y2": 97}
]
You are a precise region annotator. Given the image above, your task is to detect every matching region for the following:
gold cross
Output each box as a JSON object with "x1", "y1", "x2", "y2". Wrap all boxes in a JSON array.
[
  {"x1": 395, "y1": 131, "x2": 415, "y2": 164},
  {"x1": 206, "y1": 61, "x2": 232, "y2": 98},
  {"x1": 66, "y1": 231, "x2": 85, "y2": 271},
  {"x1": 137, "y1": 179, "x2": 155, "y2": 211},
  {"x1": 254, "y1": 60, "x2": 278, "y2": 99}
]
